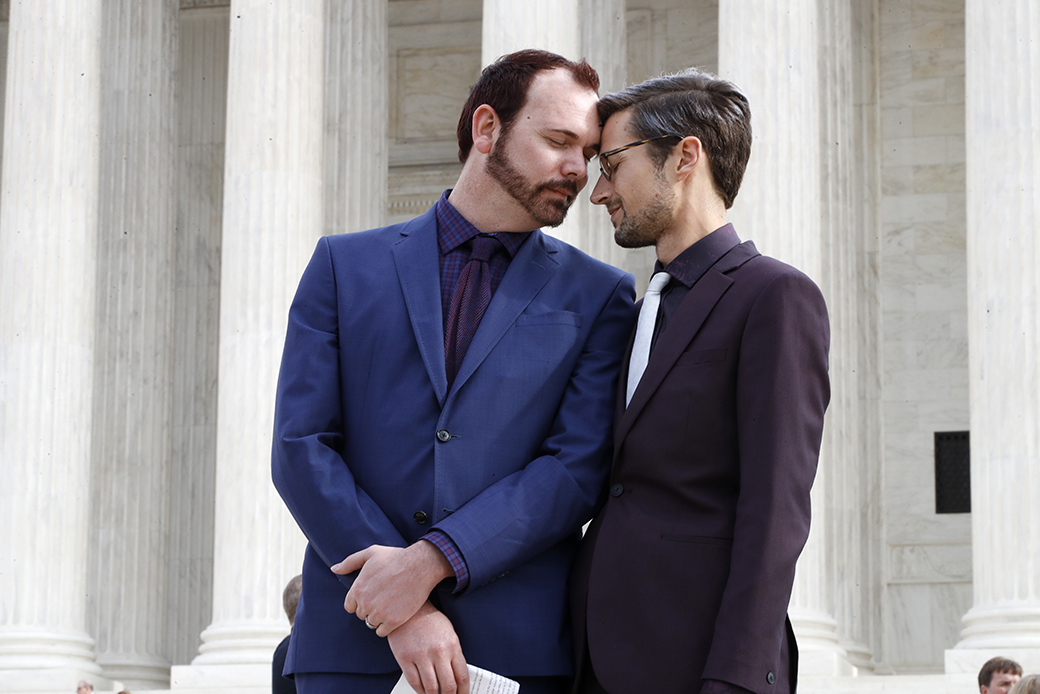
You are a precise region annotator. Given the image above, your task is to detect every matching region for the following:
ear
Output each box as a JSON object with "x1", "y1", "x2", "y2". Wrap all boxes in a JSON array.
[
  {"x1": 472, "y1": 104, "x2": 499, "y2": 155},
  {"x1": 674, "y1": 136, "x2": 705, "y2": 182}
]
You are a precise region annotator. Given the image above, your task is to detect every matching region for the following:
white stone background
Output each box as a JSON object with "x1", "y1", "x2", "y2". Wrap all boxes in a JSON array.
[{"x1": 0, "y1": 0, "x2": 1037, "y2": 692}]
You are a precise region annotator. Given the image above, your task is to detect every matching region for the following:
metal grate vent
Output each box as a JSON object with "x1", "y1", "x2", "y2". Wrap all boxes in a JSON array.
[{"x1": 934, "y1": 431, "x2": 970, "y2": 514}]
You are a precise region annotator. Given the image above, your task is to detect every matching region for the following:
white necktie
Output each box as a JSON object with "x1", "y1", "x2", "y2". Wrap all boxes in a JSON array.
[{"x1": 626, "y1": 271, "x2": 672, "y2": 406}]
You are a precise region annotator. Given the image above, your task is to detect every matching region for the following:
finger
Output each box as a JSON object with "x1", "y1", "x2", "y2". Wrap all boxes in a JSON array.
[
  {"x1": 343, "y1": 588, "x2": 359, "y2": 614},
  {"x1": 433, "y1": 651, "x2": 458, "y2": 694},
  {"x1": 452, "y1": 650, "x2": 470, "y2": 694},
  {"x1": 400, "y1": 662, "x2": 424, "y2": 694},
  {"x1": 330, "y1": 548, "x2": 369, "y2": 575},
  {"x1": 416, "y1": 657, "x2": 440, "y2": 694}
]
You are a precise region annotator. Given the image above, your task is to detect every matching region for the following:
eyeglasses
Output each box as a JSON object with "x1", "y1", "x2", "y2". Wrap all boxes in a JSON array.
[{"x1": 598, "y1": 134, "x2": 683, "y2": 181}]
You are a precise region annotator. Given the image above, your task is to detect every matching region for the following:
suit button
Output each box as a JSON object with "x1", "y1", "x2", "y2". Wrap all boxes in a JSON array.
[
  {"x1": 436, "y1": 429, "x2": 451, "y2": 443},
  {"x1": 413, "y1": 511, "x2": 428, "y2": 525},
  {"x1": 767, "y1": 672, "x2": 776, "y2": 685},
  {"x1": 610, "y1": 483, "x2": 624, "y2": 497}
]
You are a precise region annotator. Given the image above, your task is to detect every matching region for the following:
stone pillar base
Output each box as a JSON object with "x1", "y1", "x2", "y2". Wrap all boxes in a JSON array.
[
  {"x1": 0, "y1": 630, "x2": 106, "y2": 692},
  {"x1": 187, "y1": 621, "x2": 287, "y2": 667},
  {"x1": 792, "y1": 608, "x2": 859, "y2": 677},
  {"x1": 95, "y1": 655, "x2": 171, "y2": 691},
  {"x1": 945, "y1": 647, "x2": 1040, "y2": 676}
]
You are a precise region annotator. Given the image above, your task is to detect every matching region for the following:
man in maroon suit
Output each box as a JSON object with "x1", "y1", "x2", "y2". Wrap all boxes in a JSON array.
[{"x1": 570, "y1": 69, "x2": 830, "y2": 694}]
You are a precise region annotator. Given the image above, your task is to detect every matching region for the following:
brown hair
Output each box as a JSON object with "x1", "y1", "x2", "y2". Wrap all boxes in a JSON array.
[
  {"x1": 598, "y1": 68, "x2": 751, "y2": 209},
  {"x1": 980, "y1": 657, "x2": 1024, "y2": 689},
  {"x1": 456, "y1": 49, "x2": 599, "y2": 163},
  {"x1": 282, "y1": 574, "x2": 302, "y2": 624}
]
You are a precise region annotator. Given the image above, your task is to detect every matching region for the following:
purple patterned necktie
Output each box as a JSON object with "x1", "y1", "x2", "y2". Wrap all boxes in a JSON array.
[{"x1": 445, "y1": 234, "x2": 502, "y2": 387}]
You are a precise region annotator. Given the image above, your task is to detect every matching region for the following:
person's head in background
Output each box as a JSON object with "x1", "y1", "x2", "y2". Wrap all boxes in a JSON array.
[
  {"x1": 980, "y1": 657, "x2": 1023, "y2": 694},
  {"x1": 283, "y1": 574, "x2": 302, "y2": 627}
]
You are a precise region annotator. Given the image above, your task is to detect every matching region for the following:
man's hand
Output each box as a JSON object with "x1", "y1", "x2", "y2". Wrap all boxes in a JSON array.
[
  {"x1": 388, "y1": 601, "x2": 469, "y2": 694},
  {"x1": 331, "y1": 541, "x2": 454, "y2": 636}
]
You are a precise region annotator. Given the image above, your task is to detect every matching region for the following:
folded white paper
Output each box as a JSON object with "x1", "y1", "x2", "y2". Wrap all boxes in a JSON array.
[{"x1": 390, "y1": 663, "x2": 520, "y2": 694}]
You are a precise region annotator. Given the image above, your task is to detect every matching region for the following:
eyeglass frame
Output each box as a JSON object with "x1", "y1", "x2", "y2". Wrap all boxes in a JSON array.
[{"x1": 598, "y1": 133, "x2": 684, "y2": 181}]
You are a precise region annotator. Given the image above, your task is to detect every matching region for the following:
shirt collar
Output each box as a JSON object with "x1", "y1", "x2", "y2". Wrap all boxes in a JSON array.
[
  {"x1": 656, "y1": 223, "x2": 741, "y2": 288},
  {"x1": 435, "y1": 190, "x2": 529, "y2": 258}
]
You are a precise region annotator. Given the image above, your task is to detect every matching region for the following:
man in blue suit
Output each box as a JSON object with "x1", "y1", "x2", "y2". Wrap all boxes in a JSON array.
[{"x1": 272, "y1": 49, "x2": 636, "y2": 694}]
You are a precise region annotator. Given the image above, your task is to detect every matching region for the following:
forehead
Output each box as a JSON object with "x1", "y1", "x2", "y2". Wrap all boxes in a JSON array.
[
  {"x1": 600, "y1": 110, "x2": 637, "y2": 151},
  {"x1": 517, "y1": 69, "x2": 599, "y2": 138}
]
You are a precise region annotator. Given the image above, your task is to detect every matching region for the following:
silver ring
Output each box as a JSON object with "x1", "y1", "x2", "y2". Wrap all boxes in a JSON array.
[{"x1": 364, "y1": 616, "x2": 378, "y2": 630}]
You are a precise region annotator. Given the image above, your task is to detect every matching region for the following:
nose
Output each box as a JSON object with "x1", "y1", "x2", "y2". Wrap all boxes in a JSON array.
[
  {"x1": 561, "y1": 147, "x2": 588, "y2": 188},
  {"x1": 590, "y1": 172, "x2": 610, "y2": 205}
]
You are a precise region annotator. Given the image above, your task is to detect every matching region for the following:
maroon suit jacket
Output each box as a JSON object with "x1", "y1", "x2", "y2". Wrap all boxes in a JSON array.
[{"x1": 570, "y1": 241, "x2": 830, "y2": 694}]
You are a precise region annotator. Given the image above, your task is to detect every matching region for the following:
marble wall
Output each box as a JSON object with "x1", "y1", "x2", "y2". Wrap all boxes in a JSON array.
[{"x1": 877, "y1": 0, "x2": 972, "y2": 674}]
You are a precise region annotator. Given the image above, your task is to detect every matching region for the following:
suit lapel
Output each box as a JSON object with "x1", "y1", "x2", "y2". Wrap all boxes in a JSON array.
[
  {"x1": 614, "y1": 241, "x2": 760, "y2": 453},
  {"x1": 449, "y1": 230, "x2": 559, "y2": 394},
  {"x1": 392, "y1": 208, "x2": 449, "y2": 405}
]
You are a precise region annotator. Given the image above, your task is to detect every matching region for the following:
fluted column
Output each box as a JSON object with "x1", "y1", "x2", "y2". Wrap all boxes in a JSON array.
[
  {"x1": 88, "y1": 1, "x2": 179, "y2": 688},
  {"x1": 324, "y1": 0, "x2": 387, "y2": 235},
  {"x1": 481, "y1": 0, "x2": 579, "y2": 68},
  {"x1": 481, "y1": 0, "x2": 588, "y2": 249},
  {"x1": 167, "y1": 5, "x2": 230, "y2": 670},
  {"x1": 818, "y1": 0, "x2": 880, "y2": 672},
  {"x1": 720, "y1": 0, "x2": 856, "y2": 676},
  {"x1": 173, "y1": 1, "x2": 322, "y2": 686},
  {"x1": 946, "y1": 0, "x2": 1040, "y2": 675},
  {"x1": 574, "y1": 0, "x2": 654, "y2": 287},
  {"x1": 0, "y1": 2, "x2": 107, "y2": 691}
]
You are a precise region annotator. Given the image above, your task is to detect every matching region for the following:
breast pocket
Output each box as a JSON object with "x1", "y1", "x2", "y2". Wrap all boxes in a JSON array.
[
  {"x1": 673, "y1": 347, "x2": 727, "y2": 367},
  {"x1": 495, "y1": 311, "x2": 584, "y2": 389},
  {"x1": 514, "y1": 311, "x2": 583, "y2": 328}
]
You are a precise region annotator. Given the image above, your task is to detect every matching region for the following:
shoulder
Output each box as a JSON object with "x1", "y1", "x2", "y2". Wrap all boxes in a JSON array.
[
  {"x1": 535, "y1": 230, "x2": 631, "y2": 286},
  {"x1": 724, "y1": 244, "x2": 823, "y2": 299},
  {"x1": 322, "y1": 215, "x2": 428, "y2": 252}
]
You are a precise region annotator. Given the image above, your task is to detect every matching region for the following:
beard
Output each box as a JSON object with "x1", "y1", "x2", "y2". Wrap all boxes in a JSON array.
[
  {"x1": 611, "y1": 181, "x2": 676, "y2": 249},
  {"x1": 485, "y1": 129, "x2": 579, "y2": 228}
]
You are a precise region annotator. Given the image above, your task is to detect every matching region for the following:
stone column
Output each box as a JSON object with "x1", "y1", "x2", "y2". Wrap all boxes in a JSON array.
[
  {"x1": 172, "y1": 1, "x2": 322, "y2": 687},
  {"x1": 481, "y1": 0, "x2": 588, "y2": 250},
  {"x1": 324, "y1": 0, "x2": 388, "y2": 235},
  {"x1": 575, "y1": 0, "x2": 653, "y2": 287},
  {"x1": 88, "y1": 1, "x2": 179, "y2": 688},
  {"x1": 481, "y1": 0, "x2": 579, "y2": 68},
  {"x1": 818, "y1": 0, "x2": 881, "y2": 672},
  {"x1": 946, "y1": 0, "x2": 1040, "y2": 675},
  {"x1": 0, "y1": 1, "x2": 107, "y2": 691},
  {"x1": 167, "y1": 4, "x2": 230, "y2": 670},
  {"x1": 719, "y1": 0, "x2": 857, "y2": 676}
]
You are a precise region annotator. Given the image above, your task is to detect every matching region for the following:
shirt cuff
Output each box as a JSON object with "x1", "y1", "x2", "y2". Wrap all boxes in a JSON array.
[
  {"x1": 421, "y1": 530, "x2": 469, "y2": 593},
  {"x1": 701, "y1": 680, "x2": 755, "y2": 694}
]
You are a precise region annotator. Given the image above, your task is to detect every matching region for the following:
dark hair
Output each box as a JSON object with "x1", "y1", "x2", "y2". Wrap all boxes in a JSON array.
[
  {"x1": 282, "y1": 574, "x2": 302, "y2": 624},
  {"x1": 456, "y1": 49, "x2": 599, "y2": 163},
  {"x1": 980, "y1": 657, "x2": 1024, "y2": 689},
  {"x1": 598, "y1": 68, "x2": 751, "y2": 209}
]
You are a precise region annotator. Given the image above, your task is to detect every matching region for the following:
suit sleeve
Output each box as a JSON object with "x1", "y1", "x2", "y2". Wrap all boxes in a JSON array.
[
  {"x1": 702, "y1": 270, "x2": 830, "y2": 690},
  {"x1": 271, "y1": 238, "x2": 408, "y2": 587},
  {"x1": 433, "y1": 272, "x2": 637, "y2": 590}
]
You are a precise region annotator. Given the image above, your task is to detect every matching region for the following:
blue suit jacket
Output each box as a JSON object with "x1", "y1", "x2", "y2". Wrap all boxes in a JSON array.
[{"x1": 272, "y1": 206, "x2": 636, "y2": 677}]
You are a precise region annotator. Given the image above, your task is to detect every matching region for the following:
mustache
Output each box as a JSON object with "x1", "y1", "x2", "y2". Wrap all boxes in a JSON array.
[{"x1": 538, "y1": 179, "x2": 579, "y2": 196}]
